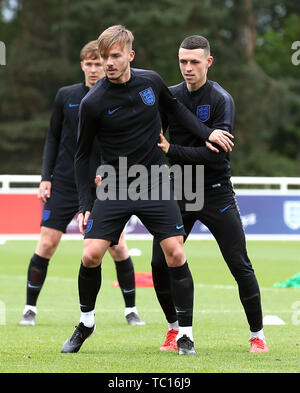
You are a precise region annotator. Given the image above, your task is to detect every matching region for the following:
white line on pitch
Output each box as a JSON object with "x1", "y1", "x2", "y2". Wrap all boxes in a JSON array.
[{"x1": 1, "y1": 274, "x2": 298, "y2": 293}]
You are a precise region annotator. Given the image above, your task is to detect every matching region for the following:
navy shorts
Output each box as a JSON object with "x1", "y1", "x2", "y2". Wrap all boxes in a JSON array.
[
  {"x1": 41, "y1": 181, "x2": 79, "y2": 233},
  {"x1": 84, "y1": 181, "x2": 185, "y2": 245}
]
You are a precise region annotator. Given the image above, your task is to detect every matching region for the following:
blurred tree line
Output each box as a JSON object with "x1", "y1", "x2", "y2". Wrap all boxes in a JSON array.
[{"x1": 0, "y1": 0, "x2": 299, "y2": 176}]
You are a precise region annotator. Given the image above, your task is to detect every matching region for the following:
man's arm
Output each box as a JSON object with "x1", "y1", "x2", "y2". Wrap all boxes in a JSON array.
[
  {"x1": 158, "y1": 133, "x2": 225, "y2": 164},
  {"x1": 159, "y1": 94, "x2": 235, "y2": 164},
  {"x1": 158, "y1": 105, "x2": 169, "y2": 135},
  {"x1": 39, "y1": 89, "x2": 64, "y2": 202},
  {"x1": 154, "y1": 73, "x2": 234, "y2": 151},
  {"x1": 75, "y1": 100, "x2": 99, "y2": 216},
  {"x1": 41, "y1": 89, "x2": 64, "y2": 181}
]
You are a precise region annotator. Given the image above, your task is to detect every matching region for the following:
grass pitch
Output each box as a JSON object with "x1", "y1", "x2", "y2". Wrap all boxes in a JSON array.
[{"x1": 0, "y1": 239, "x2": 299, "y2": 374}]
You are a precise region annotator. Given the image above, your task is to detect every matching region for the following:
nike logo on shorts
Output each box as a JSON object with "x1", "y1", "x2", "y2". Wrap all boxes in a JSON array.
[{"x1": 219, "y1": 204, "x2": 231, "y2": 213}]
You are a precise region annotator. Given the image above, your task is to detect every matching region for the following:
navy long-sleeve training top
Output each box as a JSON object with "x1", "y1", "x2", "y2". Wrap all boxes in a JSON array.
[
  {"x1": 164, "y1": 80, "x2": 235, "y2": 188},
  {"x1": 75, "y1": 68, "x2": 216, "y2": 213},
  {"x1": 41, "y1": 82, "x2": 100, "y2": 188}
]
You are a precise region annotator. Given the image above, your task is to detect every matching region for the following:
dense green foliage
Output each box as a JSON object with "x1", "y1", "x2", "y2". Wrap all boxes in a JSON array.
[{"x1": 0, "y1": 0, "x2": 299, "y2": 176}]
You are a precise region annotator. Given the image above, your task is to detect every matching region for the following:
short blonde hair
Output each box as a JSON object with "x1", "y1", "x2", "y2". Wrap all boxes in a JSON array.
[
  {"x1": 80, "y1": 40, "x2": 100, "y2": 60},
  {"x1": 97, "y1": 25, "x2": 134, "y2": 55}
]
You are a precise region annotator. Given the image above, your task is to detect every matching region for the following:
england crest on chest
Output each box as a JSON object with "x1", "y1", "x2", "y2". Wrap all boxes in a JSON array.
[
  {"x1": 196, "y1": 105, "x2": 210, "y2": 122},
  {"x1": 139, "y1": 87, "x2": 155, "y2": 106}
]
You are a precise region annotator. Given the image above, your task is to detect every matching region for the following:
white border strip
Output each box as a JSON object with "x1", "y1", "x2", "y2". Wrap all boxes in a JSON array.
[{"x1": 1, "y1": 233, "x2": 300, "y2": 241}]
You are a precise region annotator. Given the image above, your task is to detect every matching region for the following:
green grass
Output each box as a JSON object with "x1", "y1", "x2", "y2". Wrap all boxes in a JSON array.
[{"x1": 0, "y1": 239, "x2": 299, "y2": 373}]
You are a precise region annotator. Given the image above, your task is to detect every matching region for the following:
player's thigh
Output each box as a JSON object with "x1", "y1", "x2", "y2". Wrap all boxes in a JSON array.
[
  {"x1": 84, "y1": 199, "x2": 132, "y2": 247},
  {"x1": 107, "y1": 231, "x2": 129, "y2": 261},
  {"x1": 35, "y1": 226, "x2": 63, "y2": 258},
  {"x1": 181, "y1": 210, "x2": 198, "y2": 241},
  {"x1": 82, "y1": 238, "x2": 112, "y2": 267},
  {"x1": 41, "y1": 183, "x2": 79, "y2": 233},
  {"x1": 136, "y1": 197, "x2": 185, "y2": 242},
  {"x1": 200, "y1": 195, "x2": 252, "y2": 275},
  {"x1": 151, "y1": 236, "x2": 166, "y2": 270}
]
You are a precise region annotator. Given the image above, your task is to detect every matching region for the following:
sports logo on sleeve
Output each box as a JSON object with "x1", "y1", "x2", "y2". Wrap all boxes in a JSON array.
[
  {"x1": 139, "y1": 87, "x2": 155, "y2": 106},
  {"x1": 196, "y1": 105, "x2": 210, "y2": 122}
]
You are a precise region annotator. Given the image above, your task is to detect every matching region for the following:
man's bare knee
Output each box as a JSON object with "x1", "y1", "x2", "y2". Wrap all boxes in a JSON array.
[
  {"x1": 165, "y1": 248, "x2": 185, "y2": 267},
  {"x1": 82, "y1": 251, "x2": 101, "y2": 268},
  {"x1": 82, "y1": 239, "x2": 110, "y2": 268},
  {"x1": 160, "y1": 236, "x2": 186, "y2": 267},
  {"x1": 35, "y1": 228, "x2": 62, "y2": 259}
]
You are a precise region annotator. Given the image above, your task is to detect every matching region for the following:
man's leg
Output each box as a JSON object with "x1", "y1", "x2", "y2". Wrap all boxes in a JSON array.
[
  {"x1": 151, "y1": 237, "x2": 177, "y2": 325},
  {"x1": 160, "y1": 235, "x2": 196, "y2": 355},
  {"x1": 201, "y1": 196, "x2": 268, "y2": 353},
  {"x1": 151, "y1": 237, "x2": 178, "y2": 350},
  {"x1": 20, "y1": 226, "x2": 62, "y2": 326},
  {"x1": 151, "y1": 212, "x2": 195, "y2": 350},
  {"x1": 108, "y1": 231, "x2": 145, "y2": 326},
  {"x1": 61, "y1": 238, "x2": 110, "y2": 353}
]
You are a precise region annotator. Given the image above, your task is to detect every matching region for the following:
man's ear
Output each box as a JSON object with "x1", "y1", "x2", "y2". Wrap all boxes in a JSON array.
[
  {"x1": 129, "y1": 50, "x2": 135, "y2": 63},
  {"x1": 207, "y1": 56, "x2": 214, "y2": 68}
]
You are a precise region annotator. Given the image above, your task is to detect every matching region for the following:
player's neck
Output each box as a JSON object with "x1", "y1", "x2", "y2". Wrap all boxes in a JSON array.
[
  {"x1": 85, "y1": 81, "x2": 93, "y2": 90},
  {"x1": 186, "y1": 77, "x2": 207, "y2": 92},
  {"x1": 109, "y1": 67, "x2": 131, "y2": 85}
]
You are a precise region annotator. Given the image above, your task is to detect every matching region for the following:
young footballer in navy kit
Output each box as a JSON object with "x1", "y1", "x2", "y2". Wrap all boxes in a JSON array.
[
  {"x1": 152, "y1": 35, "x2": 269, "y2": 353},
  {"x1": 61, "y1": 25, "x2": 234, "y2": 355},
  {"x1": 20, "y1": 40, "x2": 145, "y2": 328}
]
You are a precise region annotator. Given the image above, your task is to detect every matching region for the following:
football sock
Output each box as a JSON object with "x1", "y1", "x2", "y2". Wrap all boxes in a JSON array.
[
  {"x1": 177, "y1": 326, "x2": 194, "y2": 342},
  {"x1": 80, "y1": 310, "x2": 95, "y2": 328},
  {"x1": 168, "y1": 262, "x2": 194, "y2": 329},
  {"x1": 124, "y1": 306, "x2": 138, "y2": 317},
  {"x1": 78, "y1": 262, "x2": 101, "y2": 313},
  {"x1": 168, "y1": 321, "x2": 179, "y2": 331},
  {"x1": 250, "y1": 328, "x2": 266, "y2": 342},
  {"x1": 114, "y1": 257, "x2": 135, "y2": 308},
  {"x1": 26, "y1": 253, "x2": 49, "y2": 306},
  {"x1": 23, "y1": 305, "x2": 37, "y2": 315}
]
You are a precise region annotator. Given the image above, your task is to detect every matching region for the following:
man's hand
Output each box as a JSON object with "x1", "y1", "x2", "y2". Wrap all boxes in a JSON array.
[
  {"x1": 77, "y1": 211, "x2": 91, "y2": 236},
  {"x1": 38, "y1": 181, "x2": 51, "y2": 203},
  {"x1": 205, "y1": 141, "x2": 219, "y2": 153},
  {"x1": 157, "y1": 132, "x2": 170, "y2": 154},
  {"x1": 208, "y1": 129, "x2": 234, "y2": 152},
  {"x1": 94, "y1": 175, "x2": 102, "y2": 186}
]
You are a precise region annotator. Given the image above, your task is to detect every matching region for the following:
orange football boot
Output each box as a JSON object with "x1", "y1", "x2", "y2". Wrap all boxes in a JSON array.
[
  {"x1": 249, "y1": 337, "x2": 269, "y2": 353},
  {"x1": 160, "y1": 329, "x2": 178, "y2": 351}
]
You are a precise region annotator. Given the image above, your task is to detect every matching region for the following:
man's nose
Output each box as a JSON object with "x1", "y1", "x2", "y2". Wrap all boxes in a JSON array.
[
  {"x1": 106, "y1": 57, "x2": 114, "y2": 66},
  {"x1": 91, "y1": 65, "x2": 98, "y2": 72},
  {"x1": 186, "y1": 62, "x2": 193, "y2": 71}
]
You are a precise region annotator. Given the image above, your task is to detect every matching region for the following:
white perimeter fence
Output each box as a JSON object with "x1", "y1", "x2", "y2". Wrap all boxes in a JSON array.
[{"x1": 1, "y1": 175, "x2": 300, "y2": 240}]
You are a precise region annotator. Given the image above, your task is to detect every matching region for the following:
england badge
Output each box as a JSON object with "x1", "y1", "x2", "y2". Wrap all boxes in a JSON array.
[{"x1": 139, "y1": 87, "x2": 155, "y2": 106}]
